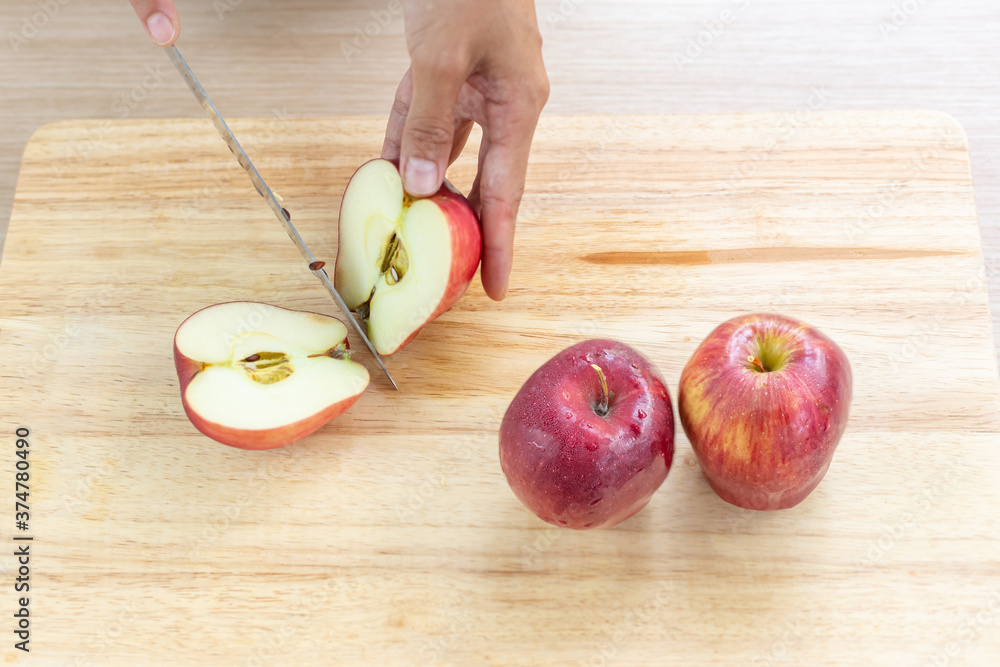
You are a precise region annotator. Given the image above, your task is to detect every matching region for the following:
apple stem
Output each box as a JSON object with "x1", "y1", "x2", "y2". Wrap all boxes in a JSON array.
[
  {"x1": 590, "y1": 364, "x2": 610, "y2": 417},
  {"x1": 747, "y1": 355, "x2": 766, "y2": 373}
]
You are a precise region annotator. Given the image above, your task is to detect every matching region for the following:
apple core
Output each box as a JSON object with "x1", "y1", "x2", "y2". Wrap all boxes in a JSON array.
[{"x1": 238, "y1": 351, "x2": 293, "y2": 384}]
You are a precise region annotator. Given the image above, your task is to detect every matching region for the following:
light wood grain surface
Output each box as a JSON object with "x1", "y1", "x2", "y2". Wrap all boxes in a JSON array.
[
  {"x1": 0, "y1": 1, "x2": 998, "y2": 369},
  {"x1": 1, "y1": 113, "x2": 998, "y2": 665}
]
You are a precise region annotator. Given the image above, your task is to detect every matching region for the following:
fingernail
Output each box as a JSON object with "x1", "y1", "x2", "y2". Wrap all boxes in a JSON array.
[
  {"x1": 146, "y1": 12, "x2": 176, "y2": 46},
  {"x1": 404, "y1": 158, "x2": 439, "y2": 197}
]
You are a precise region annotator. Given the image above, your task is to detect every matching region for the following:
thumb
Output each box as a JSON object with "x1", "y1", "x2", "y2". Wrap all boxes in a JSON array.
[
  {"x1": 129, "y1": 0, "x2": 180, "y2": 46},
  {"x1": 399, "y1": 61, "x2": 465, "y2": 197}
]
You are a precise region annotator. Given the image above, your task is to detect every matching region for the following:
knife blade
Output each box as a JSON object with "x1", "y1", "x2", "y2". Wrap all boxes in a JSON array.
[{"x1": 163, "y1": 45, "x2": 397, "y2": 390}]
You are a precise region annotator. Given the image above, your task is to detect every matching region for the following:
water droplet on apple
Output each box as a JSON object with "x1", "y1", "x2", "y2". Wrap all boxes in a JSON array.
[
  {"x1": 637, "y1": 409, "x2": 647, "y2": 419},
  {"x1": 585, "y1": 441, "x2": 598, "y2": 451},
  {"x1": 565, "y1": 411, "x2": 573, "y2": 419},
  {"x1": 589, "y1": 497, "x2": 602, "y2": 506}
]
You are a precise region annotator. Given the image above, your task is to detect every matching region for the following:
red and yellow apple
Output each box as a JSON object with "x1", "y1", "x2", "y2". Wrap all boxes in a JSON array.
[
  {"x1": 334, "y1": 158, "x2": 481, "y2": 355},
  {"x1": 499, "y1": 340, "x2": 675, "y2": 529},
  {"x1": 678, "y1": 313, "x2": 852, "y2": 510},
  {"x1": 173, "y1": 302, "x2": 370, "y2": 450}
]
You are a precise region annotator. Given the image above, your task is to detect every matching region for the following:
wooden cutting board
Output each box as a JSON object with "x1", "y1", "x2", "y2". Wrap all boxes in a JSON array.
[{"x1": 2, "y1": 113, "x2": 999, "y2": 666}]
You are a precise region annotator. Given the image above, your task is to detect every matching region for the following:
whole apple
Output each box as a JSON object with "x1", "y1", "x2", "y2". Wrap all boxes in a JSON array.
[
  {"x1": 678, "y1": 313, "x2": 852, "y2": 510},
  {"x1": 499, "y1": 340, "x2": 675, "y2": 529}
]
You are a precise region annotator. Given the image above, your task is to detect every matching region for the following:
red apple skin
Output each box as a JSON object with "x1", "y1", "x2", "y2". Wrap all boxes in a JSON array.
[
  {"x1": 334, "y1": 159, "x2": 482, "y2": 355},
  {"x1": 499, "y1": 340, "x2": 675, "y2": 529},
  {"x1": 172, "y1": 302, "x2": 364, "y2": 451},
  {"x1": 678, "y1": 313, "x2": 852, "y2": 510}
]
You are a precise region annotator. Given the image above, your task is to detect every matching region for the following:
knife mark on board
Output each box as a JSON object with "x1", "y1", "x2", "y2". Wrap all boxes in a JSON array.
[{"x1": 582, "y1": 247, "x2": 967, "y2": 266}]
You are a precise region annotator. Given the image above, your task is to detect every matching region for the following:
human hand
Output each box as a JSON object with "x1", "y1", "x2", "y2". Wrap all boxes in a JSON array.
[
  {"x1": 128, "y1": 0, "x2": 180, "y2": 46},
  {"x1": 381, "y1": 0, "x2": 549, "y2": 301}
]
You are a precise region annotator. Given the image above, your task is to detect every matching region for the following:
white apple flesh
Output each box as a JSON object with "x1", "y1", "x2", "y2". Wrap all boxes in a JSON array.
[
  {"x1": 173, "y1": 302, "x2": 370, "y2": 450},
  {"x1": 335, "y1": 158, "x2": 481, "y2": 355}
]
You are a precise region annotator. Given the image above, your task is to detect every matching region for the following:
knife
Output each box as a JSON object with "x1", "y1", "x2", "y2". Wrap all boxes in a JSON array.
[{"x1": 163, "y1": 45, "x2": 397, "y2": 390}]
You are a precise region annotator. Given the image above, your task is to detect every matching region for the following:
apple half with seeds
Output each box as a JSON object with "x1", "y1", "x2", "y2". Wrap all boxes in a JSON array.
[
  {"x1": 334, "y1": 158, "x2": 481, "y2": 355},
  {"x1": 173, "y1": 302, "x2": 370, "y2": 450}
]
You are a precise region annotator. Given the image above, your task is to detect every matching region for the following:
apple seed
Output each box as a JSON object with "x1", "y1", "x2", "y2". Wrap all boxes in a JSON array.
[
  {"x1": 239, "y1": 351, "x2": 294, "y2": 385},
  {"x1": 378, "y1": 233, "x2": 409, "y2": 285}
]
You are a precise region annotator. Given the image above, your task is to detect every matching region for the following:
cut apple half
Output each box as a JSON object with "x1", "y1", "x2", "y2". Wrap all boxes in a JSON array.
[
  {"x1": 173, "y1": 302, "x2": 370, "y2": 450},
  {"x1": 335, "y1": 158, "x2": 481, "y2": 355}
]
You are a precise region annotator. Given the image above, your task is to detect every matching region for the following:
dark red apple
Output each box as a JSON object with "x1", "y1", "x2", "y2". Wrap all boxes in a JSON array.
[
  {"x1": 499, "y1": 340, "x2": 675, "y2": 529},
  {"x1": 678, "y1": 313, "x2": 852, "y2": 510}
]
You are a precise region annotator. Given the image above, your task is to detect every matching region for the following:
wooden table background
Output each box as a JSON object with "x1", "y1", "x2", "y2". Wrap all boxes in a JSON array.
[
  {"x1": 4, "y1": 110, "x2": 999, "y2": 666},
  {"x1": 1, "y1": 1, "x2": 999, "y2": 665},
  {"x1": 0, "y1": 0, "x2": 998, "y2": 370}
]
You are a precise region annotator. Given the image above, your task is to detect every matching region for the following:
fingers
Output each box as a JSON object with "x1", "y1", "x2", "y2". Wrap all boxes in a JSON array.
[
  {"x1": 449, "y1": 119, "x2": 474, "y2": 166},
  {"x1": 399, "y1": 55, "x2": 468, "y2": 197},
  {"x1": 476, "y1": 87, "x2": 548, "y2": 301},
  {"x1": 383, "y1": 71, "x2": 477, "y2": 169},
  {"x1": 381, "y1": 69, "x2": 413, "y2": 163},
  {"x1": 129, "y1": 0, "x2": 180, "y2": 46},
  {"x1": 467, "y1": 132, "x2": 490, "y2": 216},
  {"x1": 476, "y1": 142, "x2": 526, "y2": 301}
]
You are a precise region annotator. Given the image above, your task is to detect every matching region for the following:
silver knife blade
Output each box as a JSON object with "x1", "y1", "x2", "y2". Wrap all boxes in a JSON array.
[{"x1": 164, "y1": 45, "x2": 397, "y2": 390}]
